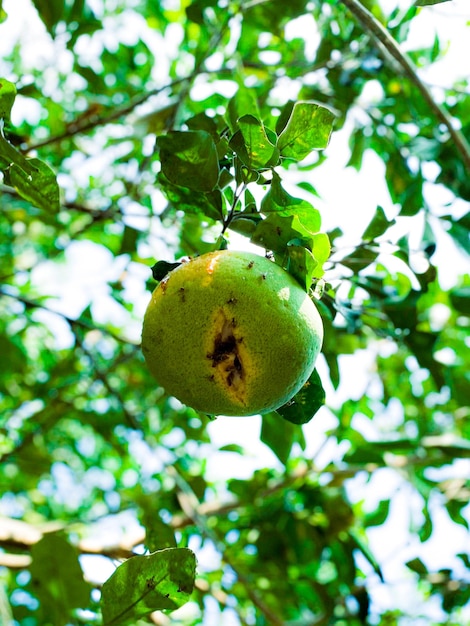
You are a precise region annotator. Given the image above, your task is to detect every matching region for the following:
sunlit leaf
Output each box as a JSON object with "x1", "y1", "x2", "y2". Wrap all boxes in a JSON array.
[
  {"x1": 230, "y1": 115, "x2": 279, "y2": 169},
  {"x1": 261, "y1": 171, "x2": 321, "y2": 233},
  {"x1": 277, "y1": 101, "x2": 335, "y2": 160},
  {"x1": 101, "y1": 548, "x2": 196, "y2": 625},
  {"x1": 0, "y1": 77, "x2": 16, "y2": 119}
]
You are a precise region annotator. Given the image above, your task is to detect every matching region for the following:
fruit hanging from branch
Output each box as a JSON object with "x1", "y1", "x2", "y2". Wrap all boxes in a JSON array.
[{"x1": 142, "y1": 250, "x2": 323, "y2": 417}]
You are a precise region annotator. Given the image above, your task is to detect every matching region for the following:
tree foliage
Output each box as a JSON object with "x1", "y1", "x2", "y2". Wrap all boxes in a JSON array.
[{"x1": 0, "y1": 0, "x2": 469, "y2": 625}]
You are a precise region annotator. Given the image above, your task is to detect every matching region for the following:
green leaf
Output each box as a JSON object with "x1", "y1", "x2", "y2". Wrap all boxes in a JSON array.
[
  {"x1": 286, "y1": 245, "x2": 319, "y2": 290},
  {"x1": 0, "y1": 78, "x2": 16, "y2": 120},
  {"x1": 142, "y1": 515, "x2": 177, "y2": 552},
  {"x1": 362, "y1": 206, "x2": 395, "y2": 241},
  {"x1": 275, "y1": 369, "x2": 325, "y2": 425},
  {"x1": 286, "y1": 237, "x2": 330, "y2": 289},
  {"x1": 340, "y1": 246, "x2": 378, "y2": 273},
  {"x1": 277, "y1": 101, "x2": 335, "y2": 161},
  {"x1": 0, "y1": 132, "x2": 60, "y2": 211},
  {"x1": 157, "y1": 171, "x2": 224, "y2": 221},
  {"x1": 261, "y1": 171, "x2": 321, "y2": 233},
  {"x1": 364, "y1": 500, "x2": 390, "y2": 527},
  {"x1": 8, "y1": 158, "x2": 60, "y2": 212},
  {"x1": 449, "y1": 286, "x2": 470, "y2": 316},
  {"x1": 30, "y1": 534, "x2": 91, "y2": 624},
  {"x1": 443, "y1": 212, "x2": 470, "y2": 255},
  {"x1": 414, "y1": 0, "x2": 451, "y2": 6},
  {"x1": 227, "y1": 85, "x2": 260, "y2": 133},
  {"x1": 252, "y1": 213, "x2": 313, "y2": 256},
  {"x1": 156, "y1": 130, "x2": 219, "y2": 192},
  {"x1": 0, "y1": 2, "x2": 7, "y2": 22},
  {"x1": 260, "y1": 412, "x2": 305, "y2": 465},
  {"x1": 230, "y1": 115, "x2": 279, "y2": 170},
  {"x1": 405, "y1": 557, "x2": 428, "y2": 575},
  {"x1": 151, "y1": 260, "x2": 182, "y2": 282},
  {"x1": 101, "y1": 548, "x2": 196, "y2": 625},
  {"x1": 30, "y1": 0, "x2": 65, "y2": 36}
]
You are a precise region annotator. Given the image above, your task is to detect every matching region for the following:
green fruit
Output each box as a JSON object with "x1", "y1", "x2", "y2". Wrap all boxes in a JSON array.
[{"x1": 142, "y1": 250, "x2": 323, "y2": 416}]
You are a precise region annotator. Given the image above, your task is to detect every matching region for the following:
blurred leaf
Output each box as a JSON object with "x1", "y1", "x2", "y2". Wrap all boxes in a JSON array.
[
  {"x1": 340, "y1": 246, "x2": 379, "y2": 273},
  {"x1": 0, "y1": 78, "x2": 16, "y2": 120},
  {"x1": 119, "y1": 225, "x2": 140, "y2": 256},
  {"x1": 275, "y1": 369, "x2": 325, "y2": 425},
  {"x1": 260, "y1": 412, "x2": 305, "y2": 465},
  {"x1": 157, "y1": 130, "x2": 219, "y2": 192},
  {"x1": 142, "y1": 514, "x2": 177, "y2": 552},
  {"x1": 30, "y1": 0, "x2": 65, "y2": 36},
  {"x1": 277, "y1": 101, "x2": 335, "y2": 160},
  {"x1": 449, "y1": 286, "x2": 470, "y2": 316},
  {"x1": 362, "y1": 206, "x2": 395, "y2": 240},
  {"x1": 443, "y1": 212, "x2": 470, "y2": 255},
  {"x1": 414, "y1": 0, "x2": 451, "y2": 5},
  {"x1": 364, "y1": 500, "x2": 390, "y2": 527},
  {"x1": 101, "y1": 548, "x2": 196, "y2": 625},
  {"x1": 227, "y1": 84, "x2": 260, "y2": 133},
  {"x1": 30, "y1": 534, "x2": 90, "y2": 624},
  {"x1": 405, "y1": 558, "x2": 428, "y2": 575}
]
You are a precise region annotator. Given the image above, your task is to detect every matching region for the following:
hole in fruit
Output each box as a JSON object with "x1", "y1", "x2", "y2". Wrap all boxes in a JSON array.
[{"x1": 208, "y1": 314, "x2": 245, "y2": 396}]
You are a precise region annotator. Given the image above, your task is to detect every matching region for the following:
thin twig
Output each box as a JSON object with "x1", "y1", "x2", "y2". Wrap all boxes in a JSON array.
[
  {"x1": 339, "y1": 0, "x2": 470, "y2": 171},
  {"x1": 0, "y1": 287, "x2": 137, "y2": 346}
]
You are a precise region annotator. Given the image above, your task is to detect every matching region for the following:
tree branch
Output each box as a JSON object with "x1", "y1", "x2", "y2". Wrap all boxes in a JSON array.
[{"x1": 339, "y1": 0, "x2": 470, "y2": 171}]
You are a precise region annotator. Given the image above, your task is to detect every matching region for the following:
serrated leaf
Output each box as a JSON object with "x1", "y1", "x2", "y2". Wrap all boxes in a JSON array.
[
  {"x1": 277, "y1": 101, "x2": 335, "y2": 161},
  {"x1": 101, "y1": 548, "x2": 196, "y2": 626},
  {"x1": 0, "y1": 78, "x2": 16, "y2": 120},
  {"x1": 30, "y1": 534, "x2": 91, "y2": 624},
  {"x1": 275, "y1": 369, "x2": 325, "y2": 425},
  {"x1": 157, "y1": 130, "x2": 219, "y2": 192}
]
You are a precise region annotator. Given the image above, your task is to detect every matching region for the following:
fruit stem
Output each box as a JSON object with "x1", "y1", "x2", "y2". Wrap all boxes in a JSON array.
[{"x1": 221, "y1": 181, "x2": 248, "y2": 235}]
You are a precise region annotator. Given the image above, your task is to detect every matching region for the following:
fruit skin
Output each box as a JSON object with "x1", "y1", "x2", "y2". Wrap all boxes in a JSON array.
[{"x1": 142, "y1": 250, "x2": 323, "y2": 417}]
